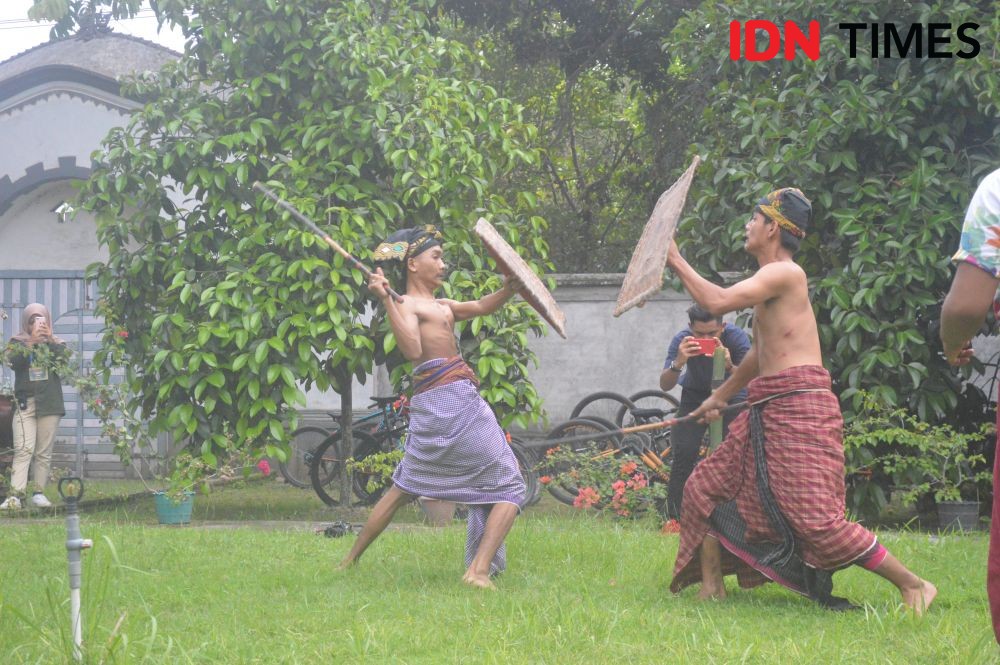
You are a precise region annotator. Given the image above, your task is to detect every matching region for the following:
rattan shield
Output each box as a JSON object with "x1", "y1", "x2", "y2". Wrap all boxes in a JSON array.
[
  {"x1": 613, "y1": 155, "x2": 702, "y2": 317},
  {"x1": 474, "y1": 218, "x2": 567, "y2": 339}
]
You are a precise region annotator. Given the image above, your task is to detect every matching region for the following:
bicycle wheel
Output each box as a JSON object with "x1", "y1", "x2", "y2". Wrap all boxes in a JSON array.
[
  {"x1": 309, "y1": 432, "x2": 349, "y2": 507},
  {"x1": 508, "y1": 437, "x2": 541, "y2": 507},
  {"x1": 618, "y1": 390, "x2": 680, "y2": 427},
  {"x1": 570, "y1": 391, "x2": 636, "y2": 425},
  {"x1": 538, "y1": 417, "x2": 616, "y2": 506},
  {"x1": 279, "y1": 426, "x2": 334, "y2": 488}
]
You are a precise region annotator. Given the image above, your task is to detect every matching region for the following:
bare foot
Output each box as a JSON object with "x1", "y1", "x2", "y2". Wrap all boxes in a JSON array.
[
  {"x1": 901, "y1": 580, "x2": 937, "y2": 616},
  {"x1": 463, "y1": 573, "x2": 496, "y2": 590},
  {"x1": 696, "y1": 584, "x2": 726, "y2": 601},
  {"x1": 337, "y1": 558, "x2": 356, "y2": 571}
]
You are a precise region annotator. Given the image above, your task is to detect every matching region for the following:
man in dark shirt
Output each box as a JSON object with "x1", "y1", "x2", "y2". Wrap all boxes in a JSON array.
[{"x1": 660, "y1": 304, "x2": 750, "y2": 521}]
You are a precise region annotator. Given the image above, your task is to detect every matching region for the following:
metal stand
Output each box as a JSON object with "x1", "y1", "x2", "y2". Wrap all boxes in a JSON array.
[{"x1": 59, "y1": 477, "x2": 92, "y2": 661}]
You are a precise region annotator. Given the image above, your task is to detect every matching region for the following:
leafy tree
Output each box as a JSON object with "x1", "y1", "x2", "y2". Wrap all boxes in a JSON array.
[
  {"x1": 439, "y1": 1, "x2": 697, "y2": 271},
  {"x1": 79, "y1": 0, "x2": 549, "y2": 471},
  {"x1": 665, "y1": 0, "x2": 1000, "y2": 422},
  {"x1": 29, "y1": 0, "x2": 145, "y2": 38}
]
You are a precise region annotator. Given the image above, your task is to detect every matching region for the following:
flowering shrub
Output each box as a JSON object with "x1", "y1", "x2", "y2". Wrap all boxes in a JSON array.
[
  {"x1": 574, "y1": 486, "x2": 601, "y2": 509},
  {"x1": 541, "y1": 447, "x2": 668, "y2": 519},
  {"x1": 844, "y1": 392, "x2": 994, "y2": 520}
]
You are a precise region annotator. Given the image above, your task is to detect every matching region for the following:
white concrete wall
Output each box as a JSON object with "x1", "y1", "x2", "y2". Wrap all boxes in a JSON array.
[
  {"x1": 0, "y1": 89, "x2": 132, "y2": 175},
  {"x1": 0, "y1": 180, "x2": 107, "y2": 269},
  {"x1": 524, "y1": 275, "x2": 706, "y2": 428}
]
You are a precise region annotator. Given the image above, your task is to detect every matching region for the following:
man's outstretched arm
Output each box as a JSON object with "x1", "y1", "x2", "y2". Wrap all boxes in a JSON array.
[
  {"x1": 666, "y1": 241, "x2": 794, "y2": 316},
  {"x1": 445, "y1": 275, "x2": 523, "y2": 321}
]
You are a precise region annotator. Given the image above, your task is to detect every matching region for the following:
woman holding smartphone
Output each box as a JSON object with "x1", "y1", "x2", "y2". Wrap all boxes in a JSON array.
[{"x1": 1, "y1": 304, "x2": 68, "y2": 510}]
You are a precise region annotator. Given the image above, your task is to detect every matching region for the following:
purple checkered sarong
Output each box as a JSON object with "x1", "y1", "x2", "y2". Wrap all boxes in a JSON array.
[{"x1": 392, "y1": 358, "x2": 526, "y2": 574}]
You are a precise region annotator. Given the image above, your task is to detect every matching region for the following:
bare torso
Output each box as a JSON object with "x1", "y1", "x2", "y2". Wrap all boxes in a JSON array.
[
  {"x1": 405, "y1": 296, "x2": 459, "y2": 365},
  {"x1": 751, "y1": 261, "x2": 823, "y2": 376}
]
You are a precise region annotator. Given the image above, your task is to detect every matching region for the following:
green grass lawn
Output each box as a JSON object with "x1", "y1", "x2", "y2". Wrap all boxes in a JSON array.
[{"x1": 0, "y1": 480, "x2": 996, "y2": 663}]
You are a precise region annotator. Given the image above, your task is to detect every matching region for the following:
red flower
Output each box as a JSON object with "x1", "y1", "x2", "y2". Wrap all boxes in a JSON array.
[
  {"x1": 117, "y1": 330, "x2": 129, "y2": 339},
  {"x1": 573, "y1": 487, "x2": 600, "y2": 509},
  {"x1": 620, "y1": 461, "x2": 638, "y2": 476},
  {"x1": 256, "y1": 459, "x2": 271, "y2": 476},
  {"x1": 539, "y1": 475, "x2": 552, "y2": 485}
]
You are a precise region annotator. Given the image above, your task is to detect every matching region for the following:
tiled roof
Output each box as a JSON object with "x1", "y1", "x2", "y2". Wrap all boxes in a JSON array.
[{"x1": 0, "y1": 31, "x2": 179, "y2": 86}]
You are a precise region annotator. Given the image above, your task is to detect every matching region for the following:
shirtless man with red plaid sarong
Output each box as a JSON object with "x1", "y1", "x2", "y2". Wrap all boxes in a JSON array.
[{"x1": 665, "y1": 188, "x2": 936, "y2": 613}]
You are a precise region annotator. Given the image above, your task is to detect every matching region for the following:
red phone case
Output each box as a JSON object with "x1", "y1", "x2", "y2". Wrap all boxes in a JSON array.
[{"x1": 692, "y1": 338, "x2": 718, "y2": 356}]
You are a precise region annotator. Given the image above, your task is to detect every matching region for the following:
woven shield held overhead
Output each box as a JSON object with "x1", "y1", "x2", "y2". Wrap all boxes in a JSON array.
[
  {"x1": 613, "y1": 155, "x2": 702, "y2": 317},
  {"x1": 474, "y1": 218, "x2": 567, "y2": 339}
]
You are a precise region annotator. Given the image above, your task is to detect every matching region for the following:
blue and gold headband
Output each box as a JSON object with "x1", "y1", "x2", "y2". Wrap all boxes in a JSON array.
[{"x1": 372, "y1": 225, "x2": 444, "y2": 263}]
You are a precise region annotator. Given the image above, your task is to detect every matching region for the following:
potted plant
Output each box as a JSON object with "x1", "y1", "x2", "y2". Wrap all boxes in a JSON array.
[
  {"x1": 845, "y1": 393, "x2": 992, "y2": 531},
  {"x1": 893, "y1": 427, "x2": 992, "y2": 532}
]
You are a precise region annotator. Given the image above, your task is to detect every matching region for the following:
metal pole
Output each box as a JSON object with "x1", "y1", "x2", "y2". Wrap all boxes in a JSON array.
[
  {"x1": 76, "y1": 311, "x2": 85, "y2": 477},
  {"x1": 59, "y1": 477, "x2": 92, "y2": 661}
]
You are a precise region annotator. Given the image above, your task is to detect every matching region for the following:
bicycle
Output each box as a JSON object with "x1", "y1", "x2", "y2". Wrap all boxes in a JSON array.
[
  {"x1": 570, "y1": 389, "x2": 679, "y2": 428},
  {"x1": 309, "y1": 395, "x2": 410, "y2": 507},
  {"x1": 278, "y1": 422, "x2": 342, "y2": 489},
  {"x1": 567, "y1": 389, "x2": 680, "y2": 487}
]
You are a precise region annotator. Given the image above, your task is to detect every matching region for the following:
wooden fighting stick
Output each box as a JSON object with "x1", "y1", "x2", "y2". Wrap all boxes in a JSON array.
[{"x1": 252, "y1": 182, "x2": 403, "y2": 303}]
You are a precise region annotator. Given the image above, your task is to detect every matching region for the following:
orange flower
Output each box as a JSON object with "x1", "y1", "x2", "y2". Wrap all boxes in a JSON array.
[
  {"x1": 661, "y1": 519, "x2": 681, "y2": 534},
  {"x1": 539, "y1": 475, "x2": 552, "y2": 485}
]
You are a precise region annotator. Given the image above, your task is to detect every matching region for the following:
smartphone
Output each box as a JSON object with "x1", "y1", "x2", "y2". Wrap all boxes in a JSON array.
[{"x1": 691, "y1": 338, "x2": 718, "y2": 356}]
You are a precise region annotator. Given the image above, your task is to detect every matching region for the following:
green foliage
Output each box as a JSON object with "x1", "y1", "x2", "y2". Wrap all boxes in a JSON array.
[
  {"x1": 844, "y1": 393, "x2": 993, "y2": 520},
  {"x1": 346, "y1": 448, "x2": 403, "y2": 497},
  {"x1": 80, "y1": 0, "x2": 550, "y2": 481},
  {"x1": 439, "y1": 3, "x2": 693, "y2": 271},
  {"x1": 667, "y1": 0, "x2": 1000, "y2": 422},
  {"x1": 28, "y1": 0, "x2": 146, "y2": 39}
]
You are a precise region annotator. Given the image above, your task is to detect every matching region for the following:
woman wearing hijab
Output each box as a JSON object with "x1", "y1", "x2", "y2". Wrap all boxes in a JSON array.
[{"x1": 1, "y1": 304, "x2": 69, "y2": 509}]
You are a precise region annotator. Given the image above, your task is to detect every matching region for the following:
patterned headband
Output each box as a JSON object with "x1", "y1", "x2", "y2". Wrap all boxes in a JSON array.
[
  {"x1": 372, "y1": 225, "x2": 444, "y2": 263},
  {"x1": 756, "y1": 188, "x2": 809, "y2": 239}
]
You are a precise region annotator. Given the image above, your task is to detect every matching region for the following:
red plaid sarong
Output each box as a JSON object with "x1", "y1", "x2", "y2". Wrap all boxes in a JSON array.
[{"x1": 671, "y1": 365, "x2": 876, "y2": 597}]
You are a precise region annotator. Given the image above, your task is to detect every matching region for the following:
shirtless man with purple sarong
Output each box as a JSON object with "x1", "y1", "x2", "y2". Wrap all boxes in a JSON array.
[
  {"x1": 338, "y1": 225, "x2": 526, "y2": 589},
  {"x1": 665, "y1": 187, "x2": 936, "y2": 613}
]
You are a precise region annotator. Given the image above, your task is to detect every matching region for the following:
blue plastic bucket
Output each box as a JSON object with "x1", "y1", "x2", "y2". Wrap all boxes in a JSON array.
[{"x1": 153, "y1": 491, "x2": 195, "y2": 525}]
